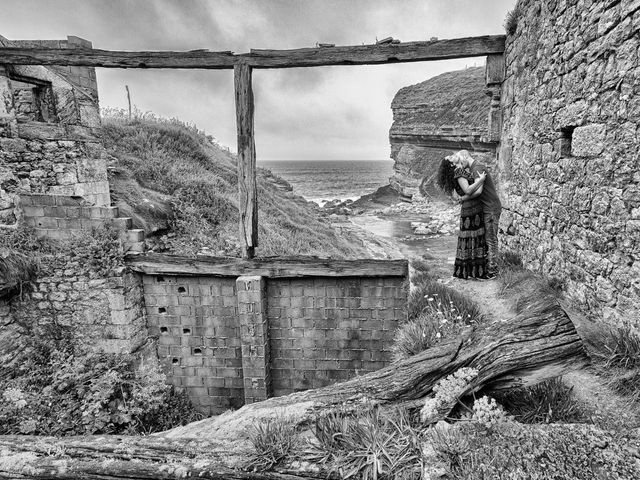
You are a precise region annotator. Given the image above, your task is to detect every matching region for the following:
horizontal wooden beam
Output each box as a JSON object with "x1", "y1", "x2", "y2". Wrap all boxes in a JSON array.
[
  {"x1": 0, "y1": 47, "x2": 237, "y2": 69},
  {"x1": 125, "y1": 253, "x2": 408, "y2": 278},
  {"x1": 246, "y1": 35, "x2": 505, "y2": 68},
  {"x1": 389, "y1": 133, "x2": 497, "y2": 152},
  {"x1": 0, "y1": 35, "x2": 505, "y2": 69}
]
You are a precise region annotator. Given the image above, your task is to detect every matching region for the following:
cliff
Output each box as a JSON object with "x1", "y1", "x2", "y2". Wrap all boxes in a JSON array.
[{"x1": 389, "y1": 67, "x2": 493, "y2": 198}]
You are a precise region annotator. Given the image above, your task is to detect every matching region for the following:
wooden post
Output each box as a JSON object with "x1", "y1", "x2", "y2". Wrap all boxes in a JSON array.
[
  {"x1": 125, "y1": 85, "x2": 131, "y2": 121},
  {"x1": 234, "y1": 62, "x2": 258, "y2": 258}
]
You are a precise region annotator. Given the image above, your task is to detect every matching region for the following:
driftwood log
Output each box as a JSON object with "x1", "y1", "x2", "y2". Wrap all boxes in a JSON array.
[{"x1": 0, "y1": 296, "x2": 589, "y2": 479}]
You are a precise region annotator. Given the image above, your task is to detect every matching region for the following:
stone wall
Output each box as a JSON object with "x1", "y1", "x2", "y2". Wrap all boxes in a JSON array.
[
  {"x1": 1, "y1": 193, "x2": 147, "y2": 353},
  {"x1": 141, "y1": 270, "x2": 407, "y2": 415},
  {"x1": 499, "y1": 0, "x2": 640, "y2": 326},
  {"x1": 0, "y1": 35, "x2": 109, "y2": 225}
]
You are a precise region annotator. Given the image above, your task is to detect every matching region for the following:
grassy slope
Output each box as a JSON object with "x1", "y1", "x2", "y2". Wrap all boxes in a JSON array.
[{"x1": 101, "y1": 115, "x2": 369, "y2": 258}]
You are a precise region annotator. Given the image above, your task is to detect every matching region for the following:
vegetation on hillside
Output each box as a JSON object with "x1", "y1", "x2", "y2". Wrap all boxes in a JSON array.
[{"x1": 101, "y1": 109, "x2": 369, "y2": 258}]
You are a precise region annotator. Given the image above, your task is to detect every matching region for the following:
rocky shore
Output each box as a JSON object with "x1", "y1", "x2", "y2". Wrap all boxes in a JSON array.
[{"x1": 320, "y1": 184, "x2": 460, "y2": 268}]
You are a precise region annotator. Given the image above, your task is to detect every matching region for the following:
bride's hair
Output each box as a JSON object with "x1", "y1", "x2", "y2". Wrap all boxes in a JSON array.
[{"x1": 436, "y1": 157, "x2": 458, "y2": 195}]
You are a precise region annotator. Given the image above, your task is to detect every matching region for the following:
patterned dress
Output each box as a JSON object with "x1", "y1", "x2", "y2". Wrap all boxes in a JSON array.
[{"x1": 453, "y1": 167, "x2": 488, "y2": 279}]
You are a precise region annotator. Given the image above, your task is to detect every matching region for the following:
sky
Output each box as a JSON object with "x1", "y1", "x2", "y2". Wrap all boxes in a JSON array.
[{"x1": 1, "y1": 0, "x2": 516, "y2": 160}]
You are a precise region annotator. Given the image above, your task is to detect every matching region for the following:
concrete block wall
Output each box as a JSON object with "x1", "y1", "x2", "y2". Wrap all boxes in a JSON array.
[
  {"x1": 143, "y1": 275, "x2": 245, "y2": 415},
  {"x1": 140, "y1": 272, "x2": 407, "y2": 415},
  {"x1": 267, "y1": 277, "x2": 405, "y2": 396}
]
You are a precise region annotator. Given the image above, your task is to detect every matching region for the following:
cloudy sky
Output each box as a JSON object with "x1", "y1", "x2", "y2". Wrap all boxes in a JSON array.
[{"x1": 1, "y1": 0, "x2": 515, "y2": 160}]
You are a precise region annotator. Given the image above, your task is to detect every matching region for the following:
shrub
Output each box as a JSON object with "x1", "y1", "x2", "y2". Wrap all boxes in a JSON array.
[
  {"x1": 247, "y1": 413, "x2": 298, "y2": 471},
  {"x1": 393, "y1": 281, "x2": 482, "y2": 361},
  {"x1": 409, "y1": 256, "x2": 435, "y2": 287},
  {"x1": 493, "y1": 377, "x2": 588, "y2": 424},
  {"x1": 306, "y1": 404, "x2": 423, "y2": 479},
  {"x1": 430, "y1": 422, "x2": 640, "y2": 479},
  {"x1": 0, "y1": 324, "x2": 198, "y2": 436}
]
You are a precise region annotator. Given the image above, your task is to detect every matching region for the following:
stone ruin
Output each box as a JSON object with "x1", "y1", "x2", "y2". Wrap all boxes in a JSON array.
[{"x1": 1, "y1": 0, "x2": 639, "y2": 411}]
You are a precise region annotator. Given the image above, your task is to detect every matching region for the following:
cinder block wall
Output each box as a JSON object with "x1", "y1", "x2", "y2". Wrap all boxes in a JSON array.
[
  {"x1": 267, "y1": 277, "x2": 405, "y2": 396},
  {"x1": 140, "y1": 272, "x2": 407, "y2": 415}
]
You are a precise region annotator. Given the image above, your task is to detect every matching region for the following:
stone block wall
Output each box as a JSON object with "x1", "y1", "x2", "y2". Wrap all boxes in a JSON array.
[
  {"x1": 1, "y1": 192, "x2": 147, "y2": 353},
  {"x1": 140, "y1": 271, "x2": 407, "y2": 415},
  {"x1": 499, "y1": 0, "x2": 640, "y2": 326},
  {"x1": 0, "y1": 35, "x2": 109, "y2": 225}
]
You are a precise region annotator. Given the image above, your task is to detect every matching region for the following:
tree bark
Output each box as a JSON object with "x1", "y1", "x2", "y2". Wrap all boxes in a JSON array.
[{"x1": 0, "y1": 296, "x2": 588, "y2": 479}]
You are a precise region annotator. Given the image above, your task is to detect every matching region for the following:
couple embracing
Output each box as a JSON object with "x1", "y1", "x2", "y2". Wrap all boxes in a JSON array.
[{"x1": 436, "y1": 150, "x2": 502, "y2": 280}]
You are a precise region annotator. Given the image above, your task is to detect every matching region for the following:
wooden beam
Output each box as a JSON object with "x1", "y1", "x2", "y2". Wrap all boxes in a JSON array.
[
  {"x1": 245, "y1": 35, "x2": 506, "y2": 68},
  {"x1": 124, "y1": 253, "x2": 409, "y2": 278},
  {"x1": 389, "y1": 133, "x2": 498, "y2": 152},
  {"x1": 0, "y1": 47, "x2": 236, "y2": 69},
  {"x1": 485, "y1": 53, "x2": 505, "y2": 85},
  {"x1": 0, "y1": 35, "x2": 505, "y2": 69},
  {"x1": 234, "y1": 62, "x2": 258, "y2": 259}
]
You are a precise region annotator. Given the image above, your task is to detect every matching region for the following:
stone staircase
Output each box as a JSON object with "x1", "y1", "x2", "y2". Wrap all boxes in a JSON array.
[{"x1": 18, "y1": 194, "x2": 145, "y2": 253}]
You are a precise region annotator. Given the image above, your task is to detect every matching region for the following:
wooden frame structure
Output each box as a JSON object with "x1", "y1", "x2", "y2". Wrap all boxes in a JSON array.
[{"x1": 0, "y1": 35, "x2": 505, "y2": 258}]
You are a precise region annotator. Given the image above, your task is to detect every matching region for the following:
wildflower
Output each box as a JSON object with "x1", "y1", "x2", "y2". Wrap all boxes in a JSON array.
[
  {"x1": 428, "y1": 297, "x2": 434, "y2": 302},
  {"x1": 456, "y1": 316, "x2": 462, "y2": 320}
]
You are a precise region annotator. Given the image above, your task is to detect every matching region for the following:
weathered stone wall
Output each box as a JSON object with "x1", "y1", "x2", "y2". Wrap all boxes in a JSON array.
[
  {"x1": 0, "y1": 35, "x2": 109, "y2": 225},
  {"x1": 141, "y1": 272, "x2": 407, "y2": 415},
  {"x1": 499, "y1": 0, "x2": 640, "y2": 326}
]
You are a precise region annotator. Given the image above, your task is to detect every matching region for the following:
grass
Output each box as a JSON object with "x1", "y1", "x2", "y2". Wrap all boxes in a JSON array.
[
  {"x1": 492, "y1": 377, "x2": 589, "y2": 424},
  {"x1": 305, "y1": 404, "x2": 423, "y2": 479},
  {"x1": 0, "y1": 226, "x2": 49, "y2": 300},
  {"x1": 503, "y1": 4, "x2": 522, "y2": 35},
  {"x1": 392, "y1": 276, "x2": 483, "y2": 362},
  {"x1": 100, "y1": 109, "x2": 369, "y2": 259},
  {"x1": 247, "y1": 413, "x2": 298, "y2": 471},
  {"x1": 583, "y1": 322, "x2": 640, "y2": 404}
]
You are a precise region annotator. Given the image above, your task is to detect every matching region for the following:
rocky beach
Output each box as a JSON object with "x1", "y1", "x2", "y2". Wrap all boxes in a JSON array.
[{"x1": 322, "y1": 185, "x2": 460, "y2": 277}]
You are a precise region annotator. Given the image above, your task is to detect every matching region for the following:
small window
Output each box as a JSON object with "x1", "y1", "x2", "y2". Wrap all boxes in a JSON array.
[
  {"x1": 559, "y1": 127, "x2": 574, "y2": 157},
  {"x1": 9, "y1": 76, "x2": 57, "y2": 123}
]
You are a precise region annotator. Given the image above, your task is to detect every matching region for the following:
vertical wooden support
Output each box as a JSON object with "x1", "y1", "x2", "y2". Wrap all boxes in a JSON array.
[
  {"x1": 234, "y1": 62, "x2": 258, "y2": 259},
  {"x1": 485, "y1": 54, "x2": 505, "y2": 143}
]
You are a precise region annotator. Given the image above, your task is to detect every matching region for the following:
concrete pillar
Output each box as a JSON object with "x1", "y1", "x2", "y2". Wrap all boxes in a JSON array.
[{"x1": 236, "y1": 275, "x2": 271, "y2": 403}]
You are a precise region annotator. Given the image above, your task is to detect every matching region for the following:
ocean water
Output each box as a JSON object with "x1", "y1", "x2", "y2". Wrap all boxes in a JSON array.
[{"x1": 259, "y1": 160, "x2": 394, "y2": 204}]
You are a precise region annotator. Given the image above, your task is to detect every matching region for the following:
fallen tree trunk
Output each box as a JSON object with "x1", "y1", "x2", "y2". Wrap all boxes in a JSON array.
[{"x1": 0, "y1": 295, "x2": 589, "y2": 479}]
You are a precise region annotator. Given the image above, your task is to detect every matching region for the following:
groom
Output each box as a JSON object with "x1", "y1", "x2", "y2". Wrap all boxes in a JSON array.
[{"x1": 453, "y1": 150, "x2": 502, "y2": 277}]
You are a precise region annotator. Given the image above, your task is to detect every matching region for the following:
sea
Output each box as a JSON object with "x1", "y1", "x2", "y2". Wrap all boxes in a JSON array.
[{"x1": 259, "y1": 160, "x2": 394, "y2": 205}]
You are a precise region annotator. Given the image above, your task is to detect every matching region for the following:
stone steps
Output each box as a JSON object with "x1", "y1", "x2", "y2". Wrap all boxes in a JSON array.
[{"x1": 18, "y1": 193, "x2": 145, "y2": 253}]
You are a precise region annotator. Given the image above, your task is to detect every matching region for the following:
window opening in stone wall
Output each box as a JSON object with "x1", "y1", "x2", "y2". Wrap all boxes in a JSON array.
[
  {"x1": 8, "y1": 75, "x2": 57, "y2": 123},
  {"x1": 559, "y1": 126, "x2": 575, "y2": 157}
]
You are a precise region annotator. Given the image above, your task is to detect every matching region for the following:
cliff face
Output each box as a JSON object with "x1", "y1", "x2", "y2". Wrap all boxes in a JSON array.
[{"x1": 389, "y1": 67, "x2": 494, "y2": 198}]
